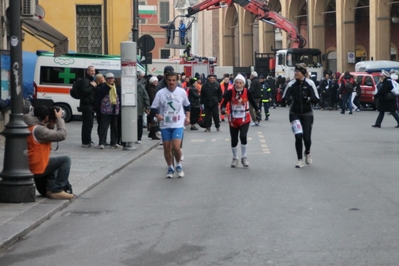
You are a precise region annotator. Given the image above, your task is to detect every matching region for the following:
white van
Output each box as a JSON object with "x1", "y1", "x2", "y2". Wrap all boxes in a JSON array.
[{"x1": 33, "y1": 51, "x2": 145, "y2": 122}]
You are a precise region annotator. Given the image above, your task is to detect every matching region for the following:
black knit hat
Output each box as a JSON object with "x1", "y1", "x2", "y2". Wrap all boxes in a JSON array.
[{"x1": 164, "y1": 66, "x2": 174, "y2": 74}]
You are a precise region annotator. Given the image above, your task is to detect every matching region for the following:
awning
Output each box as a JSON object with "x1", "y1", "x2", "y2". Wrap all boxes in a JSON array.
[{"x1": 22, "y1": 20, "x2": 68, "y2": 57}]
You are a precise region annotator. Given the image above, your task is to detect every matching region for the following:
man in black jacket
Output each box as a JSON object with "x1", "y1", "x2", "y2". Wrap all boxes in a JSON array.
[
  {"x1": 200, "y1": 74, "x2": 223, "y2": 132},
  {"x1": 249, "y1": 71, "x2": 262, "y2": 125},
  {"x1": 80, "y1": 65, "x2": 98, "y2": 147}
]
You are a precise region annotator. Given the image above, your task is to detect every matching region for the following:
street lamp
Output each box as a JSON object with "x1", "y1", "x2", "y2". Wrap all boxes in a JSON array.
[{"x1": 0, "y1": 0, "x2": 35, "y2": 202}]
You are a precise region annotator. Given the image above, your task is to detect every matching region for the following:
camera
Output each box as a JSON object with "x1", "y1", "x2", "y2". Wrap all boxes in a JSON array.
[{"x1": 48, "y1": 106, "x2": 63, "y2": 120}]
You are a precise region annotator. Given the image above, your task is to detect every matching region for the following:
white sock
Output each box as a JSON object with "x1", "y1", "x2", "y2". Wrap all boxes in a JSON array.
[
  {"x1": 169, "y1": 165, "x2": 174, "y2": 170},
  {"x1": 232, "y1": 146, "x2": 238, "y2": 159},
  {"x1": 241, "y1": 144, "x2": 247, "y2": 158}
]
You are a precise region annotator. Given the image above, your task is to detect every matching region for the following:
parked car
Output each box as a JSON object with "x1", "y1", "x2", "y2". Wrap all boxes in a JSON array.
[{"x1": 338, "y1": 72, "x2": 380, "y2": 110}]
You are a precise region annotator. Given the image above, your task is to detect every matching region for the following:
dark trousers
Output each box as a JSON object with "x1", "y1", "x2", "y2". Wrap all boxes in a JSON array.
[
  {"x1": 99, "y1": 114, "x2": 118, "y2": 146},
  {"x1": 96, "y1": 112, "x2": 108, "y2": 144},
  {"x1": 204, "y1": 104, "x2": 220, "y2": 129},
  {"x1": 80, "y1": 104, "x2": 94, "y2": 145},
  {"x1": 262, "y1": 102, "x2": 270, "y2": 117},
  {"x1": 375, "y1": 111, "x2": 399, "y2": 126},
  {"x1": 321, "y1": 94, "x2": 330, "y2": 109},
  {"x1": 250, "y1": 99, "x2": 260, "y2": 122},
  {"x1": 190, "y1": 107, "x2": 200, "y2": 125},
  {"x1": 137, "y1": 115, "x2": 143, "y2": 141},
  {"x1": 34, "y1": 156, "x2": 71, "y2": 195}
]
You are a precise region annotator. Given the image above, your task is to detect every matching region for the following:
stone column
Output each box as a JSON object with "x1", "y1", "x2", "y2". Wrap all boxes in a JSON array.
[
  {"x1": 369, "y1": 0, "x2": 390, "y2": 60},
  {"x1": 336, "y1": 1, "x2": 356, "y2": 72}
]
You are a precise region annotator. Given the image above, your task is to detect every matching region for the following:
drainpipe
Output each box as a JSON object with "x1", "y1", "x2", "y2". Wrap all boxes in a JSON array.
[{"x1": 104, "y1": 0, "x2": 109, "y2": 54}]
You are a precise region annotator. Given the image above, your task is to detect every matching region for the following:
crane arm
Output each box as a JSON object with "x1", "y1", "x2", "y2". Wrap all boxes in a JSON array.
[{"x1": 185, "y1": 0, "x2": 306, "y2": 48}]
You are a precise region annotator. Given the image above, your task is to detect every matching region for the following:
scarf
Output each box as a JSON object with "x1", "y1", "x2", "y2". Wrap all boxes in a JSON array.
[{"x1": 107, "y1": 83, "x2": 117, "y2": 105}]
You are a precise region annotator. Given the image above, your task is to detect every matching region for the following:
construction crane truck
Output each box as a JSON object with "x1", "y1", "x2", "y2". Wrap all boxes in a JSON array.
[{"x1": 184, "y1": 0, "x2": 323, "y2": 79}]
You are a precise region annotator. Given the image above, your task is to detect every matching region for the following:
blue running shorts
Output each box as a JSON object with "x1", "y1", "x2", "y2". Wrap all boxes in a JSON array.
[{"x1": 160, "y1": 127, "x2": 184, "y2": 141}]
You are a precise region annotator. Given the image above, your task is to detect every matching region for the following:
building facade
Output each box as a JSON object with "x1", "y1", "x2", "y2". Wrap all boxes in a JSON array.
[{"x1": 2, "y1": 0, "x2": 398, "y2": 74}]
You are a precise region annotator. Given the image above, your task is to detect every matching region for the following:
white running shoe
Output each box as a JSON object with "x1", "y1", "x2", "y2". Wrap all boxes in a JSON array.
[
  {"x1": 295, "y1": 159, "x2": 305, "y2": 168},
  {"x1": 241, "y1": 157, "x2": 249, "y2": 167},
  {"x1": 99, "y1": 145, "x2": 104, "y2": 149},
  {"x1": 305, "y1": 153, "x2": 312, "y2": 165},
  {"x1": 231, "y1": 158, "x2": 239, "y2": 168},
  {"x1": 176, "y1": 165, "x2": 184, "y2": 178}
]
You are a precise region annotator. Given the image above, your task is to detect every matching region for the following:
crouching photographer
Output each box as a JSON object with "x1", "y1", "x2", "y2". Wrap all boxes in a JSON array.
[{"x1": 23, "y1": 105, "x2": 74, "y2": 200}]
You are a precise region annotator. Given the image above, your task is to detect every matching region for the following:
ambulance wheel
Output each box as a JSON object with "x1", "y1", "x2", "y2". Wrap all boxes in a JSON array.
[{"x1": 57, "y1": 103, "x2": 73, "y2": 122}]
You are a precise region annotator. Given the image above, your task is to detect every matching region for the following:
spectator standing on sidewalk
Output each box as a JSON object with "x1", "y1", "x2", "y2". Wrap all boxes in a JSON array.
[
  {"x1": 24, "y1": 105, "x2": 74, "y2": 199},
  {"x1": 97, "y1": 73, "x2": 121, "y2": 149},
  {"x1": 136, "y1": 81, "x2": 151, "y2": 144},
  {"x1": 94, "y1": 74, "x2": 106, "y2": 145},
  {"x1": 80, "y1": 66, "x2": 98, "y2": 147},
  {"x1": 147, "y1": 76, "x2": 160, "y2": 139}
]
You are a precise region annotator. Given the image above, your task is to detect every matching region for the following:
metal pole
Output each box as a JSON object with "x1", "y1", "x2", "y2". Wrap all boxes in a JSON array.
[
  {"x1": 132, "y1": 0, "x2": 139, "y2": 42},
  {"x1": 0, "y1": 1, "x2": 35, "y2": 202}
]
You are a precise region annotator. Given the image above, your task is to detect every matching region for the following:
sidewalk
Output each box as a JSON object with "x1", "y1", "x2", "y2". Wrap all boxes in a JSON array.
[{"x1": 0, "y1": 121, "x2": 160, "y2": 252}]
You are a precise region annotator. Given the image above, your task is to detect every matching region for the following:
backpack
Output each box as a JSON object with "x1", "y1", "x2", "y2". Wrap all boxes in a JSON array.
[
  {"x1": 70, "y1": 78, "x2": 82, "y2": 99},
  {"x1": 345, "y1": 79, "x2": 354, "y2": 93}
]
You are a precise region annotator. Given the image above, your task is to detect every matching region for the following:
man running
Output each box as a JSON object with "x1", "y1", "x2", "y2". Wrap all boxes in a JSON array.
[{"x1": 151, "y1": 72, "x2": 191, "y2": 178}]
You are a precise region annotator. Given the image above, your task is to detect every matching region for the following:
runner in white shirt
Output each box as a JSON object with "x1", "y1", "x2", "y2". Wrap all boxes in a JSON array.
[{"x1": 151, "y1": 72, "x2": 191, "y2": 178}]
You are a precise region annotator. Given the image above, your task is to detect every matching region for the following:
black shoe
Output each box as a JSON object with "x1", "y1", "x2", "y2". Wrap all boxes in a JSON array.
[
  {"x1": 395, "y1": 125, "x2": 399, "y2": 128},
  {"x1": 371, "y1": 125, "x2": 381, "y2": 128},
  {"x1": 340, "y1": 112, "x2": 345, "y2": 114},
  {"x1": 190, "y1": 126, "x2": 198, "y2": 130},
  {"x1": 349, "y1": 112, "x2": 353, "y2": 115},
  {"x1": 221, "y1": 118, "x2": 225, "y2": 122}
]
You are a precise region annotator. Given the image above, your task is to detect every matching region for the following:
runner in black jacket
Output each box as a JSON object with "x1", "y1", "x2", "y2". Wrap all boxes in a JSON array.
[{"x1": 282, "y1": 63, "x2": 320, "y2": 168}]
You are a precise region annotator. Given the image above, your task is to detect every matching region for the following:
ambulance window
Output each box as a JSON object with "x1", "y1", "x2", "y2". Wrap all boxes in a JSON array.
[{"x1": 40, "y1": 67, "x2": 85, "y2": 85}]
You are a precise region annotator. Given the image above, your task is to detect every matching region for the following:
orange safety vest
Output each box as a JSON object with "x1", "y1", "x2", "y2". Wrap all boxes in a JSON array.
[
  {"x1": 27, "y1": 125, "x2": 51, "y2": 174},
  {"x1": 229, "y1": 88, "x2": 251, "y2": 128}
]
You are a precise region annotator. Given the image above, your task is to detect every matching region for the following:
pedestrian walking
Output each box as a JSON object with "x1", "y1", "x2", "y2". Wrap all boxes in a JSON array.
[
  {"x1": 339, "y1": 71, "x2": 355, "y2": 114},
  {"x1": 282, "y1": 63, "x2": 320, "y2": 168},
  {"x1": 371, "y1": 70, "x2": 399, "y2": 128},
  {"x1": 200, "y1": 74, "x2": 223, "y2": 132}
]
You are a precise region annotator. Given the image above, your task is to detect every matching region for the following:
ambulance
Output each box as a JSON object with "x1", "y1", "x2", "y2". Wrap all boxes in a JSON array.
[{"x1": 33, "y1": 51, "x2": 146, "y2": 122}]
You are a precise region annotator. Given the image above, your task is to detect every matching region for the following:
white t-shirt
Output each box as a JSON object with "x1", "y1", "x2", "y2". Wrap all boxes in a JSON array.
[{"x1": 151, "y1": 87, "x2": 190, "y2": 129}]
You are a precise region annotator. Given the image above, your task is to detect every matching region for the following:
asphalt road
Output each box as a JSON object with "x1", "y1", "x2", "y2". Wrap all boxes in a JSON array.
[{"x1": 1, "y1": 107, "x2": 399, "y2": 265}]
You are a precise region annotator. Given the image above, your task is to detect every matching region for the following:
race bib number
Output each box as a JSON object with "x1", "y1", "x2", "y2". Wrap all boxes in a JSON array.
[
  {"x1": 164, "y1": 111, "x2": 179, "y2": 125},
  {"x1": 291, "y1": 119, "x2": 303, "y2": 134},
  {"x1": 231, "y1": 105, "x2": 245, "y2": 119}
]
